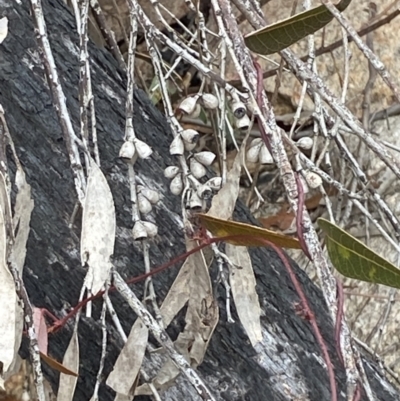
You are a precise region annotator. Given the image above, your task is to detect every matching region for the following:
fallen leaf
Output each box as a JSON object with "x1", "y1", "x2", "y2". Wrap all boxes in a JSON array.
[
  {"x1": 40, "y1": 352, "x2": 78, "y2": 377},
  {"x1": 226, "y1": 244, "x2": 262, "y2": 346},
  {"x1": 106, "y1": 319, "x2": 148, "y2": 396},
  {"x1": 81, "y1": 161, "x2": 116, "y2": 295},
  {"x1": 0, "y1": 17, "x2": 8, "y2": 45}
]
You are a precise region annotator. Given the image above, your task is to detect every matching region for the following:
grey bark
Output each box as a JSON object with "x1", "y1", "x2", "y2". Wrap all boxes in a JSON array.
[{"x1": 0, "y1": 0, "x2": 398, "y2": 400}]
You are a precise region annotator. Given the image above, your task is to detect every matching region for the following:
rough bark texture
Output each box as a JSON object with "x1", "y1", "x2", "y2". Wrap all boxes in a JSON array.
[{"x1": 0, "y1": 0, "x2": 398, "y2": 400}]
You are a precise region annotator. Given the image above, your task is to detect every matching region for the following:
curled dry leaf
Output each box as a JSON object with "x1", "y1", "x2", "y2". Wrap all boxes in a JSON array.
[
  {"x1": 81, "y1": 161, "x2": 116, "y2": 295},
  {"x1": 57, "y1": 329, "x2": 79, "y2": 401},
  {"x1": 225, "y1": 245, "x2": 262, "y2": 346},
  {"x1": 106, "y1": 319, "x2": 148, "y2": 396}
]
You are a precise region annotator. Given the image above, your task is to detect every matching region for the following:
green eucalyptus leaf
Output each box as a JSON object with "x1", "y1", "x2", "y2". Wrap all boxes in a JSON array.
[
  {"x1": 244, "y1": 0, "x2": 351, "y2": 55},
  {"x1": 318, "y1": 218, "x2": 400, "y2": 289}
]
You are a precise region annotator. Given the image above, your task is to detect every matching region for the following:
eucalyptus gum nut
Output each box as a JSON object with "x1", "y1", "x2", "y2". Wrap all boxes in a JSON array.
[
  {"x1": 164, "y1": 165, "x2": 180, "y2": 179},
  {"x1": 178, "y1": 96, "x2": 198, "y2": 115},
  {"x1": 205, "y1": 177, "x2": 222, "y2": 191},
  {"x1": 259, "y1": 144, "x2": 274, "y2": 164},
  {"x1": 193, "y1": 151, "x2": 216, "y2": 166},
  {"x1": 181, "y1": 129, "x2": 200, "y2": 144},
  {"x1": 304, "y1": 170, "x2": 322, "y2": 189},
  {"x1": 246, "y1": 144, "x2": 261, "y2": 163},
  {"x1": 119, "y1": 141, "x2": 137, "y2": 164},
  {"x1": 201, "y1": 93, "x2": 219, "y2": 110},
  {"x1": 189, "y1": 103, "x2": 201, "y2": 118},
  {"x1": 132, "y1": 221, "x2": 147, "y2": 240},
  {"x1": 170, "y1": 174, "x2": 183, "y2": 195},
  {"x1": 231, "y1": 101, "x2": 247, "y2": 119},
  {"x1": 190, "y1": 158, "x2": 207, "y2": 179},
  {"x1": 134, "y1": 138, "x2": 153, "y2": 159},
  {"x1": 142, "y1": 221, "x2": 158, "y2": 237},
  {"x1": 137, "y1": 193, "x2": 152, "y2": 214},
  {"x1": 140, "y1": 187, "x2": 160, "y2": 204},
  {"x1": 197, "y1": 184, "x2": 213, "y2": 200},
  {"x1": 169, "y1": 135, "x2": 184, "y2": 156},
  {"x1": 189, "y1": 191, "x2": 204, "y2": 210},
  {"x1": 235, "y1": 114, "x2": 251, "y2": 130},
  {"x1": 296, "y1": 137, "x2": 314, "y2": 150}
]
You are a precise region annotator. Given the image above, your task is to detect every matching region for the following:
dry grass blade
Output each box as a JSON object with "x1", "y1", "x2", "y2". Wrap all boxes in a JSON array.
[
  {"x1": 81, "y1": 161, "x2": 116, "y2": 295},
  {"x1": 57, "y1": 329, "x2": 79, "y2": 401},
  {"x1": 225, "y1": 244, "x2": 262, "y2": 346},
  {"x1": 106, "y1": 319, "x2": 148, "y2": 396}
]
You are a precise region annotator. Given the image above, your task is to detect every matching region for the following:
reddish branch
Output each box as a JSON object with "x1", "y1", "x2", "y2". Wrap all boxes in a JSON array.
[{"x1": 45, "y1": 229, "x2": 337, "y2": 401}]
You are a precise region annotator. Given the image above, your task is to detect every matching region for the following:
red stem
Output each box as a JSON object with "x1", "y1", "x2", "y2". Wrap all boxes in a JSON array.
[{"x1": 294, "y1": 172, "x2": 312, "y2": 260}]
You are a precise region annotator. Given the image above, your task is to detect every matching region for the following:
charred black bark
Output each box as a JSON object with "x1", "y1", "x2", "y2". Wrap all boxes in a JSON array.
[{"x1": 0, "y1": 0, "x2": 398, "y2": 400}]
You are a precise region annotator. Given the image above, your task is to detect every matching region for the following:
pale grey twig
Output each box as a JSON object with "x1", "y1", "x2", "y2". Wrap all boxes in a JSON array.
[
  {"x1": 322, "y1": 0, "x2": 400, "y2": 104},
  {"x1": 29, "y1": 0, "x2": 86, "y2": 203}
]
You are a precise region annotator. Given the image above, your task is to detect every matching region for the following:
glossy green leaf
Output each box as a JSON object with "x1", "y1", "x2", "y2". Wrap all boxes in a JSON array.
[
  {"x1": 318, "y1": 218, "x2": 400, "y2": 289},
  {"x1": 244, "y1": 0, "x2": 351, "y2": 55}
]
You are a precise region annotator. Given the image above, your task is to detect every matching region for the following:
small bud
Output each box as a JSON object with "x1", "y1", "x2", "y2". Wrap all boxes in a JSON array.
[
  {"x1": 296, "y1": 137, "x2": 314, "y2": 150},
  {"x1": 201, "y1": 93, "x2": 219, "y2": 110},
  {"x1": 133, "y1": 138, "x2": 153, "y2": 159},
  {"x1": 142, "y1": 221, "x2": 158, "y2": 237},
  {"x1": 190, "y1": 158, "x2": 207, "y2": 179},
  {"x1": 119, "y1": 141, "x2": 137, "y2": 164},
  {"x1": 138, "y1": 193, "x2": 152, "y2": 214},
  {"x1": 170, "y1": 174, "x2": 183, "y2": 195},
  {"x1": 169, "y1": 135, "x2": 185, "y2": 156},
  {"x1": 259, "y1": 144, "x2": 273, "y2": 164},
  {"x1": 132, "y1": 221, "x2": 147, "y2": 240},
  {"x1": 231, "y1": 101, "x2": 247, "y2": 119},
  {"x1": 193, "y1": 151, "x2": 216, "y2": 167},
  {"x1": 164, "y1": 166, "x2": 180, "y2": 179},
  {"x1": 303, "y1": 170, "x2": 322, "y2": 189}
]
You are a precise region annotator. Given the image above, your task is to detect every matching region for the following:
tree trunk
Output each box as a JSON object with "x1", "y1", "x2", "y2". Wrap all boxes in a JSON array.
[{"x1": 0, "y1": 0, "x2": 398, "y2": 400}]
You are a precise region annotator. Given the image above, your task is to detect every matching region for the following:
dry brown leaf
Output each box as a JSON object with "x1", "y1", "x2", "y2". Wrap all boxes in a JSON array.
[
  {"x1": 40, "y1": 352, "x2": 78, "y2": 377},
  {"x1": 81, "y1": 161, "x2": 116, "y2": 295},
  {"x1": 106, "y1": 319, "x2": 148, "y2": 396},
  {"x1": 57, "y1": 329, "x2": 79, "y2": 401},
  {"x1": 226, "y1": 244, "x2": 262, "y2": 346}
]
